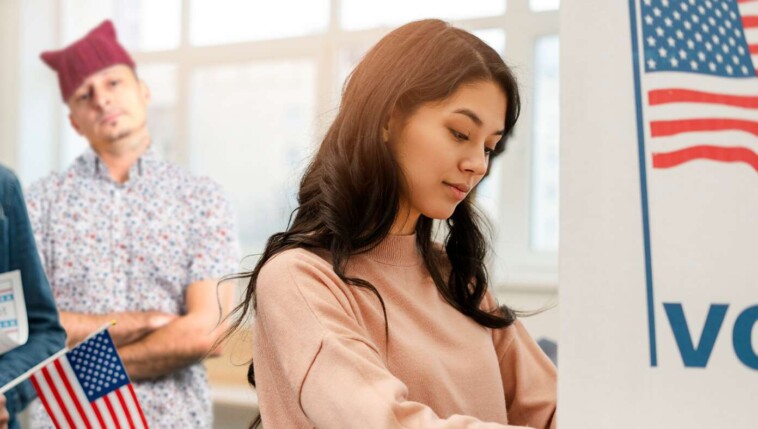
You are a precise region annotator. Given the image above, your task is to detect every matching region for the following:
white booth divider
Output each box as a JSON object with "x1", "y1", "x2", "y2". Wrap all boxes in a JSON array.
[{"x1": 559, "y1": 0, "x2": 758, "y2": 427}]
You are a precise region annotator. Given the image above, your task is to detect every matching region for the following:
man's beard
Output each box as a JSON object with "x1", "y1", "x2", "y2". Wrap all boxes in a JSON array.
[
  {"x1": 101, "y1": 120, "x2": 148, "y2": 155},
  {"x1": 105, "y1": 119, "x2": 145, "y2": 144},
  {"x1": 107, "y1": 128, "x2": 134, "y2": 142}
]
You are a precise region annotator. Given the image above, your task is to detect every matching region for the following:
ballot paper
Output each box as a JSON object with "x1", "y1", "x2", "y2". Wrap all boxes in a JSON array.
[{"x1": 0, "y1": 270, "x2": 28, "y2": 355}]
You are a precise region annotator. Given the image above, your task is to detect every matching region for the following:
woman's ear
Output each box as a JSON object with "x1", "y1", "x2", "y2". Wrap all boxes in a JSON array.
[{"x1": 384, "y1": 105, "x2": 404, "y2": 144}]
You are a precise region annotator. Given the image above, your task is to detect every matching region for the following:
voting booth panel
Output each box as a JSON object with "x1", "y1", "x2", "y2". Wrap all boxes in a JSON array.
[{"x1": 560, "y1": 0, "x2": 757, "y2": 428}]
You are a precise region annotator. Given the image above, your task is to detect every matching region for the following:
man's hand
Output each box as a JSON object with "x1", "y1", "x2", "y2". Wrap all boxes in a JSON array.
[
  {"x1": 118, "y1": 278, "x2": 235, "y2": 381},
  {"x1": 0, "y1": 393, "x2": 9, "y2": 429},
  {"x1": 61, "y1": 310, "x2": 177, "y2": 348},
  {"x1": 110, "y1": 310, "x2": 178, "y2": 345}
]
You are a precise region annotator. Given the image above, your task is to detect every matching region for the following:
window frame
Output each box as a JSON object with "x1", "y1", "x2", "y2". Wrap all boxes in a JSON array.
[{"x1": 48, "y1": 0, "x2": 560, "y2": 290}]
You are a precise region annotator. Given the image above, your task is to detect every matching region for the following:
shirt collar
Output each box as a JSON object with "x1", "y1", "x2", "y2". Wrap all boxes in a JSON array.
[{"x1": 76, "y1": 145, "x2": 157, "y2": 182}]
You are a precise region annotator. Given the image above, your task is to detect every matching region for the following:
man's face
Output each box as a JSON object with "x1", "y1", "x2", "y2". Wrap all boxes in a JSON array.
[{"x1": 67, "y1": 64, "x2": 150, "y2": 154}]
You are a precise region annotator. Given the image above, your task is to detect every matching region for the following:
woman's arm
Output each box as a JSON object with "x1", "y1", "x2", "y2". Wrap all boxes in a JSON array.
[
  {"x1": 486, "y1": 293, "x2": 558, "y2": 429},
  {"x1": 254, "y1": 250, "x2": 533, "y2": 429}
]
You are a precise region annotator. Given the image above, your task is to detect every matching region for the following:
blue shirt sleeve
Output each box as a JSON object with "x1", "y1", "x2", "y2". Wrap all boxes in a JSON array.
[{"x1": 0, "y1": 165, "x2": 66, "y2": 420}]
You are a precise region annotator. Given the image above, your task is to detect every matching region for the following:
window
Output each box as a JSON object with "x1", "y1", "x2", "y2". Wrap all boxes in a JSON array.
[
  {"x1": 190, "y1": 0, "x2": 329, "y2": 45},
  {"x1": 140, "y1": 64, "x2": 178, "y2": 159},
  {"x1": 530, "y1": 0, "x2": 560, "y2": 12},
  {"x1": 61, "y1": 0, "x2": 181, "y2": 51},
  {"x1": 531, "y1": 36, "x2": 559, "y2": 253},
  {"x1": 188, "y1": 60, "x2": 317, "y2": 254},
  {"x1": 21, "y1": 0, "x2": 560, "y2": 289},
  {"x1": 341, "y1": 0, "x2": 505, "y2": 31}
]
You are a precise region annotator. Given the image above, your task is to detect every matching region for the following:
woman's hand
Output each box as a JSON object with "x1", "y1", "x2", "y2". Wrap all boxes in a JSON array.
[{"x1": 0, "y1": 393, "x2": 9, "y2": 429}]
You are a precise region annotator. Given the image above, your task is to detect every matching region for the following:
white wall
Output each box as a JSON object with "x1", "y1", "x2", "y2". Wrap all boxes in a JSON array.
[
  {"x1": 0, "y1": 0, "x2": 60, "y2": 184},
  {"x1": 0, "y1": 0, "x2": 20, "y2": 170},
  {"x1": 17, "y1": 0, "x2": 60, "y2": 185}
]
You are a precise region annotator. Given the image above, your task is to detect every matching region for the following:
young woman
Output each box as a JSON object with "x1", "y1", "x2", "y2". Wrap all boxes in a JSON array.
[{"x1": 227, "y1": 19, "x2": 557, "y2": 428}]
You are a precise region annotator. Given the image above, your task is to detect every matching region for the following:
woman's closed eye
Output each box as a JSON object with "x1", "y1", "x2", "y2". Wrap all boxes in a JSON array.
[{"x1": 449, "y1": 128, "x2": 469, "y2": 141}]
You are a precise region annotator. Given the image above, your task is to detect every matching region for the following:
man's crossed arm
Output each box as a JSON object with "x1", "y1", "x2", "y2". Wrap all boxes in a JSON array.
[{"x1": 59, "y1": 278, "x2": 235, "y2": 381}]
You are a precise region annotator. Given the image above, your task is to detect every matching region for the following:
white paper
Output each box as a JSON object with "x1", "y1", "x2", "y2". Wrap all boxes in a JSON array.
[{"x1": 0, "y1": 270, "x2": 28, "y2": 354}]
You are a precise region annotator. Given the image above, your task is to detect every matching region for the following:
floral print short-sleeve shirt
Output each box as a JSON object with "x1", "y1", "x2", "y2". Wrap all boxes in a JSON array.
[{"x1": 25, "y1": 147, "x2": 239, "y2": 429}]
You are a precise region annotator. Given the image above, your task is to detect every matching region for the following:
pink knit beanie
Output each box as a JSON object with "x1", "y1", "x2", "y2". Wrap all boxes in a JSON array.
[{"x1": 40, "y1": 20, "x2": 135, "y2": 102}]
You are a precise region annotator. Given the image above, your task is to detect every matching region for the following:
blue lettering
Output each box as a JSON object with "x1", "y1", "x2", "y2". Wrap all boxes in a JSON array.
[
  {"x1": 732, "y1": 305, "x2": 758, "y2": 370},
  {"x1": 663, "y1": 303, "x2": 728, "y2": 368}
]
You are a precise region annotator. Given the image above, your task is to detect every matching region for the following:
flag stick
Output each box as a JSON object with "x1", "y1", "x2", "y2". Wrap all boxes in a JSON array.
[
  {"x1": 0, "y1": 321, "x2": 116, "y2": 395},
  {"x1": 0, "y1": 347, "x2": 67, "y2": 395}
]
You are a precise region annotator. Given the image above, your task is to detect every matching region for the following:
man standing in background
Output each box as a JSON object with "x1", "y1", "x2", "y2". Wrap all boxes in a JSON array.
[{"x1": 26, "y1": 20, "x2": 239, "y2": 428}]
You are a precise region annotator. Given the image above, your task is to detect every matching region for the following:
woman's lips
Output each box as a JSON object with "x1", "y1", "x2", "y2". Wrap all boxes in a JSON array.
[{"x1": 444, "y1": 182, "x2": 470, "y2": 200}]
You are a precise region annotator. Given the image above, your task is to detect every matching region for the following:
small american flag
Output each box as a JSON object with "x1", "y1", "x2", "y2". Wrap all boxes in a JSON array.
[
  {"x1": 30, "y1": 329, "x2": 148, "y2": 429},
  {"x1": 636, "y1": 0, "x2": 758, "y2": 172}
]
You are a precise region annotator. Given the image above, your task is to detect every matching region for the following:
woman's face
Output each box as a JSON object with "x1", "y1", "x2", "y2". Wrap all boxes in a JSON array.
[{"x1": 388, "y1": 79, "x2": 507, "y2": 234}]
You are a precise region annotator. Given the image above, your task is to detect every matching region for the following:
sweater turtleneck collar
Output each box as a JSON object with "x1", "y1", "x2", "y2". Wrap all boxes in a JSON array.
[{"x1": 362, "y1": 234, "x2": 423, "y2": 267}]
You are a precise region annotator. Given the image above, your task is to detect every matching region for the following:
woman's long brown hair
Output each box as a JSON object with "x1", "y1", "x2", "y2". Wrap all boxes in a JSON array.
[{"x1": 221, "y1": 19, "x2": 522, "y2": 428}]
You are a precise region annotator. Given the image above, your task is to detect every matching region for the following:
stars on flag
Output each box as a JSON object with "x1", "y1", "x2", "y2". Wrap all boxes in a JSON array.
[
  {"x1": 68, "y1": 333, "x2": 129, "y2": 399},
  {"x1": 640, "y1": 0, "x2": 755, "y2": 77}
]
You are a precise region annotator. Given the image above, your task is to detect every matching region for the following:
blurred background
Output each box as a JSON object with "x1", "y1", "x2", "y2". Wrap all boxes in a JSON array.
[{"x1": 0, "y1": 0, "x2": 559, "y2": 427}]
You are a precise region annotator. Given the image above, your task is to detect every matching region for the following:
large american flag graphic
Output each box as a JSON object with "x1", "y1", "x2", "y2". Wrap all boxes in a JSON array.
[
  {"x1": 30, "y1": 329, "x2": 148, "y2": 429},
  {"x1": 630, "y1": 0, "x2": 758, "y2": 366},
  {"x1": 638, "y1": 0, "x2": 758, "y2": 172}
]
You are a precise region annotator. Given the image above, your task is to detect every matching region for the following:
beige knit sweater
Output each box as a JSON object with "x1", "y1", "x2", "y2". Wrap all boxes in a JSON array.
[{"x1": 252, "y1": 234, "x2": 557, "y2": 428}]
